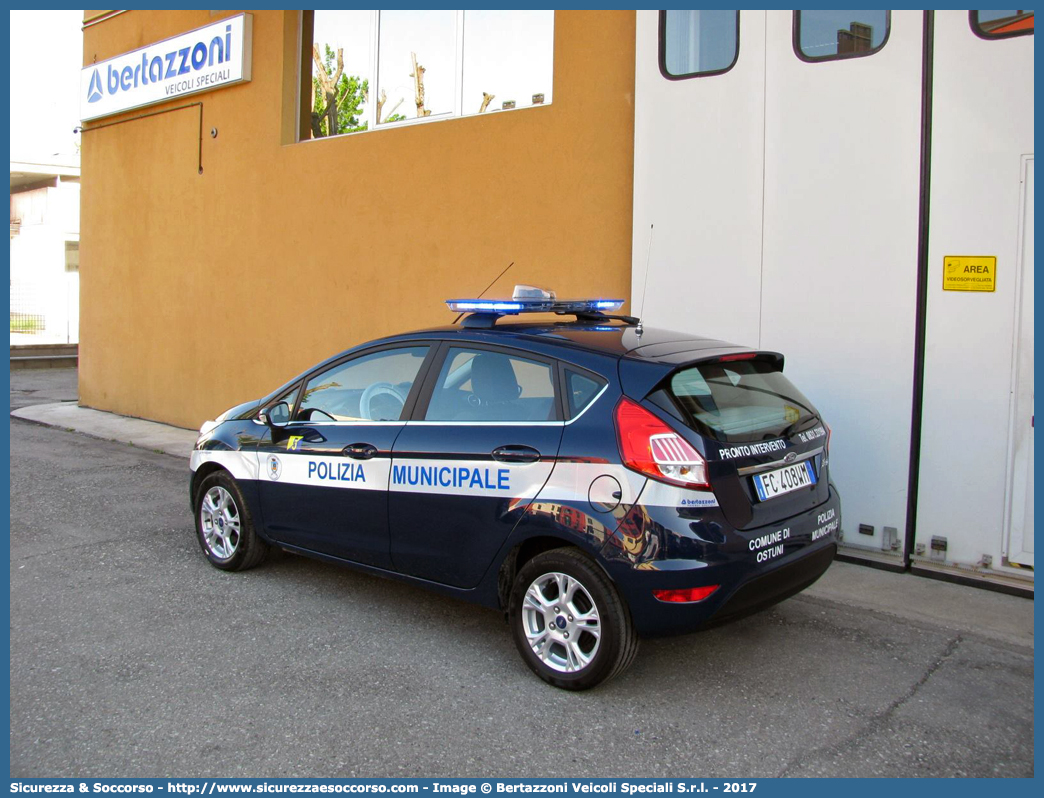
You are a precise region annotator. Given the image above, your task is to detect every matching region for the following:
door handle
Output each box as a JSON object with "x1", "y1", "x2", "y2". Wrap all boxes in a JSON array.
[
  {"x1": 343, "y1": 443, "x2": 378, "y2": 460},
  {"x1": 492, "y1": 445, "x2": 541, "y2": 464}
]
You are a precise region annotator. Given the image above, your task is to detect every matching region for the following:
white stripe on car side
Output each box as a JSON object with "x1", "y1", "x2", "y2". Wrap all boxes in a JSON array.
[
  {"x1": 190, "y1": 449, "x2": 259, "y2": 481},
  {"x1": 260, "y1": 452, "x2": 389, "y2": 491},
  {"x1": 387, "y1": 458, "x2": 554, "y2": 499},
  {"x1": 190, "y1": 450, "x2": 719, "y2": 508},
  {"x1": 533, "y1": 462, "x2": 645, "y2": 504}
]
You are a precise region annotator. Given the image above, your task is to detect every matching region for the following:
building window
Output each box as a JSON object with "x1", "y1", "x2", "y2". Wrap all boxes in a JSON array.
[
  {"x1": 64, "y1": 241, "x2": 79, "y2": 273},
  {"x1": 303, "y1": 10, "x2": 554, "y2": 139},
  {"x1": 659, "y1": 10, "x2": 739, "y2": 79},
  {"x1": 462, "y1": 12, "x2": 554, "y2": 115},
  {"x1": 377, "y1": 11, "x2": 456, "y2": 123},
  {"x1": 971, "y1": 10, "x2": 1034, "y2": 39},
  {"x1": 307, "y1": 10, "x2": 376, "y2": 138},
  {"x1": 794, "y1": 10, "x2": 890, "y2": 62}
]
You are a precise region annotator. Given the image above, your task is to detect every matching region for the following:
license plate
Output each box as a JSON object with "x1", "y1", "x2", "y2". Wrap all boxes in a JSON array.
[{"x1": 752, "y1": 460, "x2": 817, "y2": 501}]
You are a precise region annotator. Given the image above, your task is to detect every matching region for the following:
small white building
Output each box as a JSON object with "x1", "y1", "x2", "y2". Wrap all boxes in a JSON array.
[{"x1": 10, "y1": 157, "x2": 80, "y2": 345}]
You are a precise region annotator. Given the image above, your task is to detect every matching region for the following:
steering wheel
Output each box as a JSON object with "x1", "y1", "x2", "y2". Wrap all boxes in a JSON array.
[{"x1": 360, "y1": 382, "x2": 407, "y2": 421}]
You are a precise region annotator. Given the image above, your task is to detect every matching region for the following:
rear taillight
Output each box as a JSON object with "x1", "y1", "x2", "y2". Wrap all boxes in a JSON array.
[{"x1": 614, "y1": 398, "x2": 710, "y2": 489}]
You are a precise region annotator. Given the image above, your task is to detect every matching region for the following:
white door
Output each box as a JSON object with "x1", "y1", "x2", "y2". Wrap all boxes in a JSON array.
[
  {"x1": 631, "y1": 10, "x2": 766, "y2": 348},
  {"x1": 1005, "y1": 155, "x2": 1033, "y2": 566},
  {"x1": 760, "y1": 10, "x2": 924, "y2": 557},
  {"x1": 916, "y1": 11, "x2": 1035, "y2": 572}
]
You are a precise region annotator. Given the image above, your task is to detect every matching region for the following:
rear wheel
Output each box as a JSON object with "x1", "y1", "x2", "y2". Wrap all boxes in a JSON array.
[
  {"x1": 508, "y1": 547, "x2": 638, "y2": 690},
  {"x1": 194, "y1": 471, "x2": 268, "y2": 571}
]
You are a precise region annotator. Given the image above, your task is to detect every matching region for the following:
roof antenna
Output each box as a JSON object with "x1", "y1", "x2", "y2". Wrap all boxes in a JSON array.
[
  {"x1": 452, "y1": 261, "x2": 515, "y2": 325},
  {"x1": 636, "y1": 224, "x2": 654, "y2": 337}
]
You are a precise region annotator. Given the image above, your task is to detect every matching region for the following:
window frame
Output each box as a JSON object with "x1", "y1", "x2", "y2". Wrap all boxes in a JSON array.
[
  {"x1": 792, "y1": 10, "x2": 892, "y2": 64},
  {"x1": 300, "y1": 9, "x2": 555, "y2": 141},
  {"x1": 272, "y1": 383, "x2": 302, "y2": 420},
  {"x1": 411, "y1": 341, "x2": 566, "y2": 425},
  {"x1": 657, "y1": 9, "x2": 740, "y2": 81},
  {"x1": 969, "y1": 10, "x2": 1035, "y2": 40},
  {"x1": 287, "y1": 342, "x2": 437, "y2": 426}
]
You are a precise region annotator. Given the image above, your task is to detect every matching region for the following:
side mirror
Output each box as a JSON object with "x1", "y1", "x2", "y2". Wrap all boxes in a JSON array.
[{"x1": 259, "y1": 401, "x2": 290, "y2": 428}]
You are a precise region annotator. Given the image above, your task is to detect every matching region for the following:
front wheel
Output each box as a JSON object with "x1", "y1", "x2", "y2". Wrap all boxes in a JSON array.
[
  {"x1": 508, "y1": 548, "x2": 639, "y2": 690},
  {"x1": 194, "y1": 471, "x2": 269, "y2": 571}
]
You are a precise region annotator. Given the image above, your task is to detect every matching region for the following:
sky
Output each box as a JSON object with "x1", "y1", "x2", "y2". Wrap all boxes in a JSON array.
[{"x1": 9, "y1": 9, "x2": 83, "y2": 162}]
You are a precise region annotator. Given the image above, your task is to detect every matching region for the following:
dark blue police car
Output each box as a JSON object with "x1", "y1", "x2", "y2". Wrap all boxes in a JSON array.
[{"x1": 190, "y1": 286, "x2": 840, "y2": 690}]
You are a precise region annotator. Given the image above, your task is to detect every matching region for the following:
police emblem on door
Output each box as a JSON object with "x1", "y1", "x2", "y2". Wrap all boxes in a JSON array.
[{"x1": 267, "y1": 454, "x2": 282, "y2": 480}]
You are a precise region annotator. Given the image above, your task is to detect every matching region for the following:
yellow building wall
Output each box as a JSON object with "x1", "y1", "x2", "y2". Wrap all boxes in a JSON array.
[{"x1": 80, "y1": 10, "x2": 636, "y2": 430}]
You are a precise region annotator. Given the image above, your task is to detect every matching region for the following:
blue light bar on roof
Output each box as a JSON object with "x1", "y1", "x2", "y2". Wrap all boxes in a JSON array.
[
  {"x1": 445, "y1": 297, "x2": 625, "y2": 315},
  {"x1": 445, "y1": 300, "x2": 526, "y2": 313}
]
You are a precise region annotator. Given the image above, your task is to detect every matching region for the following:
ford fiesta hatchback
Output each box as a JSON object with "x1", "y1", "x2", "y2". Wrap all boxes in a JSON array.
[{"x1": 190, "y1": 286, "x2": 840, "y2": 689}]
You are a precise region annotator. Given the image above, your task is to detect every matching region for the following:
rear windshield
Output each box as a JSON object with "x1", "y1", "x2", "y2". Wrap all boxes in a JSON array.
[{"x1": 663, "y1": 359, "x2": 818, "y2": 443}]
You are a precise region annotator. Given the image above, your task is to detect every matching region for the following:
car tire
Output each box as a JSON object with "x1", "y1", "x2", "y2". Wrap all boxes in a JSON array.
[
  {"x1": 194, "y1": 470, "x2": 268, "y2": 571},
  {"x1": 509, "y1": 547, "x2": 639, "y2": 690}
]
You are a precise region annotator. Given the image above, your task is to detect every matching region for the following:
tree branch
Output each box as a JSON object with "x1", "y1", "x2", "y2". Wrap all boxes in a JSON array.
[
  {"x1": 332, "y1": 48, "x2": 344, "y2": 88},
  {"x1": 336, "y1": 82, "x2": 353, "y2": 111},
  {"x1": 376, "y1": 88, "x2": 386, "y2": 123},
  {"x1": 381, "y1": 97, "x2": 404, "y2": 123},
  {"x1": 410, "y1": 52, "x2": 430, "y2": 117},
  {"x1": 311, "y1": 44, "x2": 329, "y2": 86}
]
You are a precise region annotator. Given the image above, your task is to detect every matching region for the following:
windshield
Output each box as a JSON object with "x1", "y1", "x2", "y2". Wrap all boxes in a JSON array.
[{"x1": 665, "y1": 359, "x2": 818, "y2": 443}]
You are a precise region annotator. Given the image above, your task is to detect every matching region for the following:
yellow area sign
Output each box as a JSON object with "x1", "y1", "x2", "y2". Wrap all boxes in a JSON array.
[{"x1": 943, "y1": 256, "x2": 996, "y2": 292}]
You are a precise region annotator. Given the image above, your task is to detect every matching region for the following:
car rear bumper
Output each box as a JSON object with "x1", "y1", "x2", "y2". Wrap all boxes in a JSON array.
[{"x1": 602, "y1": 486, "x2": 841, "y2": 636}]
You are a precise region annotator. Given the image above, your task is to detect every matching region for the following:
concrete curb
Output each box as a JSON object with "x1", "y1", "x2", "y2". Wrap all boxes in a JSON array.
[
  {"x1": 11, "y1": 402, "x2": 198, "y2": 459},
  {"x1": 10, "y1": 343, "x2": 79, "y2": 370}
]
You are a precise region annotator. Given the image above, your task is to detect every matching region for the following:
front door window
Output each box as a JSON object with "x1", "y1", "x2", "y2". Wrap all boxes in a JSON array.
[{"x1": 298, "y1": 346, "x2": 429, "y2": 422}]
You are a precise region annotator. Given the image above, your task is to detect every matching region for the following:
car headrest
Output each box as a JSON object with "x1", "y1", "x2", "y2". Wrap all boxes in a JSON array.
[{"x1": 471, "y1": 354, "x2": 520, "y2": 403}]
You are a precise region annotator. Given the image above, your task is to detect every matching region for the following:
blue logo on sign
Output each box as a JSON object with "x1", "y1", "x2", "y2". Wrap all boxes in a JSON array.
[{"x1": 87, "y1": 69, "x2": 103, "y2": 103}]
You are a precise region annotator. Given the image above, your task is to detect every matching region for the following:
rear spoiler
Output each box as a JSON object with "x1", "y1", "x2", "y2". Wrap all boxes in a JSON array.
[{"x1": 619, "y1": 349, "x2": 785, "y2": 400}]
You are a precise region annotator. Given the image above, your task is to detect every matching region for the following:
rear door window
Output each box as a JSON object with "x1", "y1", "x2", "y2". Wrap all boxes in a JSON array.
[
  {"x1": 664, "y1": 358, "x2": 818, "y2": 443},
  {"x1": 424, "y1": 347, "x2": 558, "y2": 422},
  {"x1": 564, "y1": 368, "x2": 607, "y2": 419}
]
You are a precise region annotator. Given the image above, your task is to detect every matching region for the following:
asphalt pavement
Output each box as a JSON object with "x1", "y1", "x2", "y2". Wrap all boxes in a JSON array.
[{"x1": 8, "y1": 369, "x2": 1035, "y2": 778}]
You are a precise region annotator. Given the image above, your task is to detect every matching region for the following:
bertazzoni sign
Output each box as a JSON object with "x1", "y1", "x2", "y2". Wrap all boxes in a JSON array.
[{"x1": 80, "y1": 14, "x2": 252, "y2": 122}]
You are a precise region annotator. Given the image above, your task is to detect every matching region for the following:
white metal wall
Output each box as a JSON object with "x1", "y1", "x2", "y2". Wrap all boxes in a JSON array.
[{"x1": 761, "y1": 10, "x2": 923, "y2": 557}]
